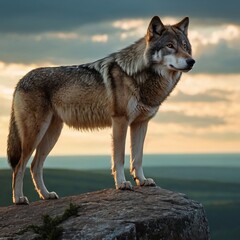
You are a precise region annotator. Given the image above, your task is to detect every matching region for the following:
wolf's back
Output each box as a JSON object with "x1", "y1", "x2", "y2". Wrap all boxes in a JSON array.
[{"x1": 7, "y1": 104, "x2": 21, "y2": 170}]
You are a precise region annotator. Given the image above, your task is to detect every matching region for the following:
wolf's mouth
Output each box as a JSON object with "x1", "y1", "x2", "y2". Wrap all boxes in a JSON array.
[{"x1": 169, "y1": 64, "x2": 192, "y2": 72}]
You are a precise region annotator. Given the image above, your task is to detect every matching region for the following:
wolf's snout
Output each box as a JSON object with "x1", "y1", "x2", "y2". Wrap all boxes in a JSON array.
[{"x1": 186, "y1": 58, "x2": 195, "y2": 68}]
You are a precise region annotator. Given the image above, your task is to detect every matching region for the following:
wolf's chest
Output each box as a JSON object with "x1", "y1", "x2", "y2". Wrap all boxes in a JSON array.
[
  {"x1": 136, "y1": 71, "x2": 180, "y2": 108},
  {"x1": 127, "y1": 96, "x2": 159, "y2": 123}
]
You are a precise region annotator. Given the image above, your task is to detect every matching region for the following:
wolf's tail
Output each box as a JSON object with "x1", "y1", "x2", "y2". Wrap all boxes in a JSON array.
[{"x1": 7, "y1": 105, "x2": 22, "y2": 170}]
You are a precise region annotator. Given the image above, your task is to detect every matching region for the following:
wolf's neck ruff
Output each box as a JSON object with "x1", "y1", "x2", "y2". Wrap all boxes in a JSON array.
[{"x1": 115, "y1": 38, "x2": 147, "y2": 76}]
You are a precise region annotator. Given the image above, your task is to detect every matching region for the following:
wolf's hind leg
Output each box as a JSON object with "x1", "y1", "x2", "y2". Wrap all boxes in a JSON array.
[
  {"x1": 111, "y1": 116, "x2": 132, "y2": 190},
  {"x1": 130, "y1": 121, "x2": 156, "y2": 187},
  {"x1": 31, "y1": 116, "x2": 63, "y2": 200},
  {"x1": 13, "y1": 113, "x2": 53, "y2": 204},
  {"x1": 13, "y1": 151, "x2": 32, "y2": 205}
]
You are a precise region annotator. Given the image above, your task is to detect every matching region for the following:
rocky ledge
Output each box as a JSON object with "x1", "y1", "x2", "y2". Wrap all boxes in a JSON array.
[{"x1": 0, "y1": 187, "x2": 210, "y2": 240}]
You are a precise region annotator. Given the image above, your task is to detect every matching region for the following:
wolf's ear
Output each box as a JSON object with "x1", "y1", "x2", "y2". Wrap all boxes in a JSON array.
[
  {"x1": 174, "y1": 17, "x2": 189, "y2": 35},
  {"x1": 147, "y1": 16, "x2": 165, "y2": 41}
]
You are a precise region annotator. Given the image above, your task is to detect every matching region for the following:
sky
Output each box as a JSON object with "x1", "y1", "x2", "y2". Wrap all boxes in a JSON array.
[{"x1": 0, "y1": 0, "x2": 240, "y2": 156}]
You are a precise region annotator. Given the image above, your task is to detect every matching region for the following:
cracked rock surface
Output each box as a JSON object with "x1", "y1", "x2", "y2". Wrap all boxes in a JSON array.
[{"x1": 0, "y1": 187, "x2": 210, "y2": 240}]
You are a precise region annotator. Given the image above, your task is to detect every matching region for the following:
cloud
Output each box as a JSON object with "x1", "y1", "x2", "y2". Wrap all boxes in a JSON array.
[
  {"x1": 0, "y1": 0, "x2": 240, "y2": 34},
  {"x1": 179, "y1": 74, "x2": 240, "y2": 94},
  {"x1": 201, "y1": 131, "x2": 240, "y2": 141},
  {"x1": 1, "y1": 1, "x2": 240, "y2": 75},
  {"x1": 113, "y1": 19, "x2": 145, "y2": 30},
  {"x1": 0, "y1": 99, "x2": 11, "y2": 117},
  {"x1": 0, "y1": 67, "x2": 240, "y2": 155},
  {"x1": 91, "y1": 34, "x2": 109, "y2": 43},
  {"x1": 169, "y1": 89, "x2": 231, "y2": 103},
  {"x1": 0, "y1": 20, "x2": 127, "y2": 65},
  {"x1": 0, "y1": 17, "x2": 239, "y2": 75},
  {"x1": 0, "y1": 62, "x2": 38, "y2": 79},
  {"x1": 0, "y1": 62, "x2": 42, "y2": 119},
  {"x1": 175, "y1": 127, "x2": 240, "y2": 142},
  {"x1": 192, "y1": 42, "x2": 240, "y2": 74},
  {"x1": 45, "y1": 32, "x2": 80, "y2": 40},
  {"x1": 0, "y1": 33, "x2": 104, "y2": 65},
  {"x1": 189, "y1": 23, "x2": 240, "y2": 74},
  {"x1": 0, "y1": 83, "x2": 14, "y2": 117},
  {"x1": 154, "y1": 111, "x2": 225, "y2": 127},
  {"x1": 190, "y1": 24, "x2": 240, "y2": 48}
]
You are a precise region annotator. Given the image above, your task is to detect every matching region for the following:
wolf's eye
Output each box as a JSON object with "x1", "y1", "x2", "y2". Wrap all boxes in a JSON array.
[
  {"x1": 166, "y1": 43, "x2": 174, "y2": 49},
  {"x1": 183, "y1": 43, "x2": 187, "y2": 49}
]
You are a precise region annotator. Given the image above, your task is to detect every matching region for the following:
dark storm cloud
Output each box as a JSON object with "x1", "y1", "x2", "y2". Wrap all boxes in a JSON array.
[
  {"x1": 0, "y1": 31, "x2": 122, "y2": 65},
  {"x1": 1, "y1": 0, "x2": 240, "y2": 34},
  {"x1": 193, "y1": 42, "x2": 240, "y2": 74},
  {"x1": 0, "y1": 0, "x2": 240, "y2": 75},
  {"x1": 154, "y1": 111, "x2": 225, "y2": 127}
]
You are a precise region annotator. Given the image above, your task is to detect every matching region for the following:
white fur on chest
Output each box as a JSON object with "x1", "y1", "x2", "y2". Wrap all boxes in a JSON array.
[{"x1": 163, "y1": 69, "x2": 180, "y2": 94}]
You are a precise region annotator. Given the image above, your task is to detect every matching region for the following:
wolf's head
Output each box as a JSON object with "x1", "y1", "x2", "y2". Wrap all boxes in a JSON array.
[{"x1": 144, "y1": 16, "x2": 195, "y2": 73}]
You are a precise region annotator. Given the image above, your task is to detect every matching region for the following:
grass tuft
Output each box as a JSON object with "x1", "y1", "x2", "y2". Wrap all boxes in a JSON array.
[{"x1": 18, "y1": 203, "x2": 79, "y2": 240}]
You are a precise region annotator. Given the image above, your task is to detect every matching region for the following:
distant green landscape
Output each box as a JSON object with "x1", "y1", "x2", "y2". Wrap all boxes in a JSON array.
[{"x1": 1, "y1": 167, "x2": 240, "y2": 240}]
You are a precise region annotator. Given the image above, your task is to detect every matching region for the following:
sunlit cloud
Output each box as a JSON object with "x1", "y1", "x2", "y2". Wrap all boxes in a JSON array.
[
  {"x1": 0, "y1": 12, "x2": 240, "y2": 156},
  {"x1": 91, "y1": 34, "x2": 109, "y2": 43},
  {"x1": 178, "y1": 73, "x2": 240, "y2": 93},
  {"x1": 112, "y1": 18, "x2": 147, "y2": 40},
  {"x1": 1, "y1": 71, "x2": 239, "y2": 156},
  {"x1": 0, "y1": 17, "x2": 239, "y2": 74},
  {"x1": 112, "y1": 19, "x2": 145, "y2": 30},
  {"x1": 0, "y1": 85, "x2": 14, "y2": 100},
  {"x1": 45, "y1": 32, "x2": 80, "y2": 40},
  {"x1": 0, "y1": 96, "x2": 11, "y2": 117},
  {"x1": 0, "y1": 61, "x2": 39, "y2": 79},
  {"x1": 189, "y1": 24, "x2": 240, "y2": 57},
  {"x1": 154, "y1": 110, "x2": 226, "y2": 127},
  {"x1": 0, "y1": 61, "x2": 54, "y2": 102},
  {"x1": 169, "y1": 90, "x2": 231, "y2": 103},
  {"x1": 37, "y1": 32, "x2": 110, "y2": 43},
  {"x1": 210, "y1": 25, "x2": 240, "y2": 44},
  {"x1": 112, "y1": 17, "x2": 181, "y2": 40}
]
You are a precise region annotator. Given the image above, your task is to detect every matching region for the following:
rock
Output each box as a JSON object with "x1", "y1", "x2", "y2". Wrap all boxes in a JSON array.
[{"x1": 0, "y1": 187, "x2": 210, "y2": 240}]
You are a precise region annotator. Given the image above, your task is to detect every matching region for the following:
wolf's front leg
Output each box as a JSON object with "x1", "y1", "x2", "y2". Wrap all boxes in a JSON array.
[
  {"x1": 130, "y1": 121, "x2": 156, "y2": 187},
  {"x1": 111, "y1": 116, "x2": 132, "y2": 190}
]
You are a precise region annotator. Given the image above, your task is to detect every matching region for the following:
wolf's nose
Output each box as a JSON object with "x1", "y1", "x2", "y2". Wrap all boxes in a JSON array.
[{"x1": 186, "y1": 58, "x2": 195, "y2": 67}]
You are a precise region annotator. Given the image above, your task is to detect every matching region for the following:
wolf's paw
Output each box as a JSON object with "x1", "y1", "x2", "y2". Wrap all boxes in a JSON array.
[
  {"x1": 140, "y1": 178, "x2": 156, "y2": 187},
  {"x1": 118, "y1": 181, "x2": 133, "y2": 190},
  {"x1": 46, "y1": 192, "x2": 59, "y2": 200},
  {"x1": 15, "y1": 196, "x2": 29, "y2": 205}
]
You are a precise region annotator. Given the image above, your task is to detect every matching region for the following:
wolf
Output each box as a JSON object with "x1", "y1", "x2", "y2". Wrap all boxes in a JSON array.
[{"x1": 7, "y1": 16, "x2": 195, "y2": 204}]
